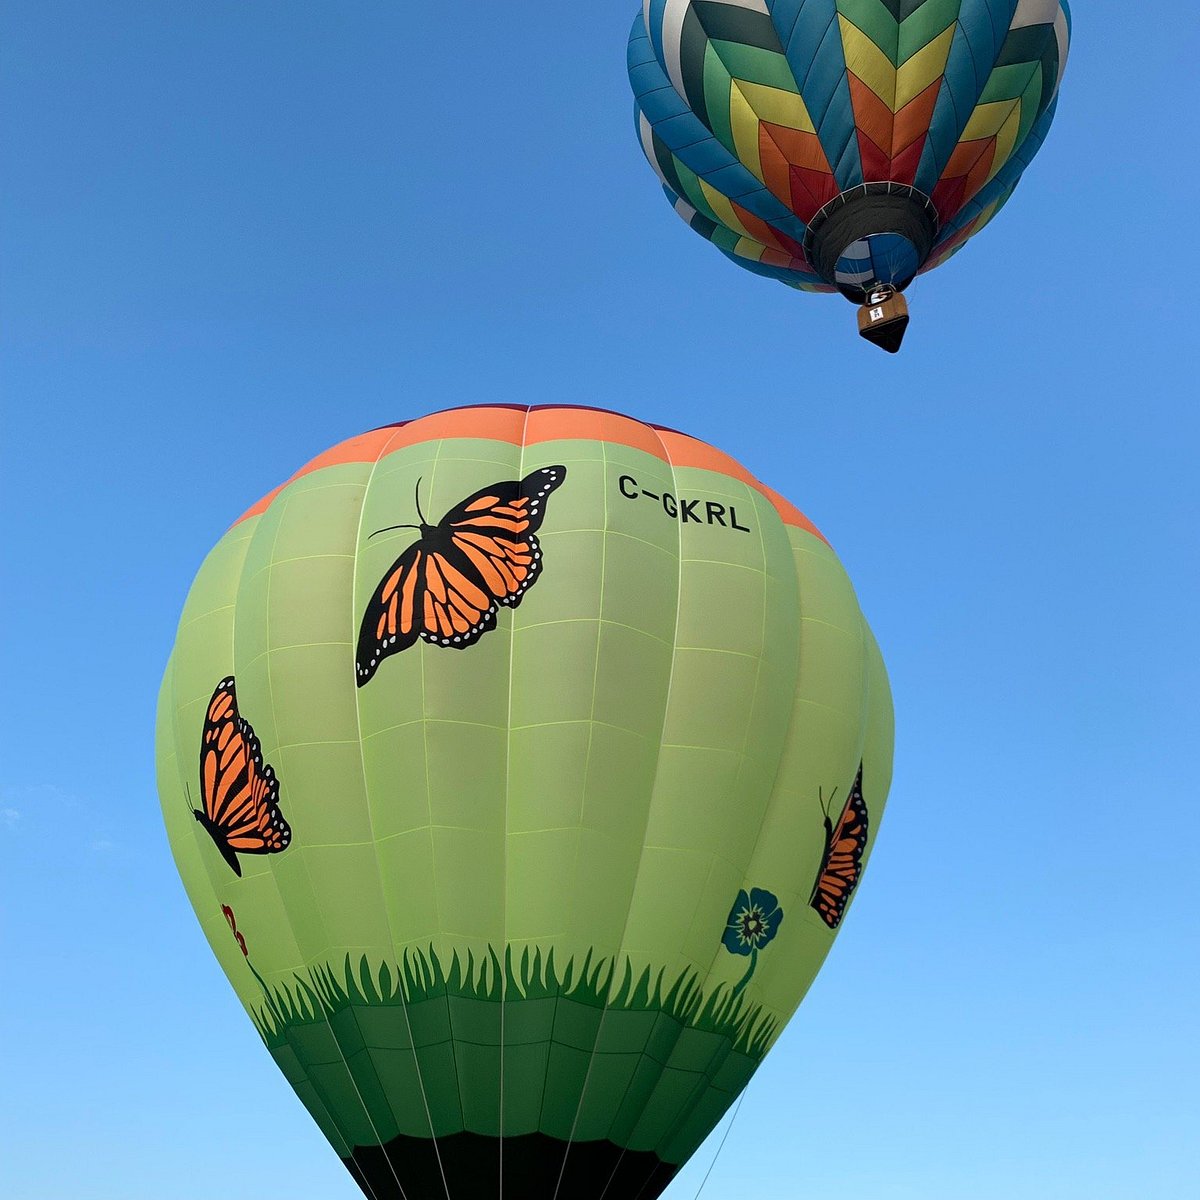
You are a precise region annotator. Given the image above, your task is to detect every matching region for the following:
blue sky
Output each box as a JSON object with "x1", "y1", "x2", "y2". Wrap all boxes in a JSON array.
[{"x1": 1, "y1": 3, "x2": 1197, "y2": 1197}]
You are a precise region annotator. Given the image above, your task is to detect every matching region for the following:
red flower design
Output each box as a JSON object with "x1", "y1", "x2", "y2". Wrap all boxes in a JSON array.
[{"x1": 222, "y1": 904, "x2": 249, "y2": 957}]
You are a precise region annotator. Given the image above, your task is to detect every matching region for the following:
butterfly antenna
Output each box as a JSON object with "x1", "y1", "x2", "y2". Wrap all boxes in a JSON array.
[
  {"x1": 368, "y1": 522, "x2": 422, "y2": 539},
  {"x1": 818, "y1": 786, "x2": 840, "y2": 819},
  {"x1": 183, "y1": 780, "x2": 197, "y2": 817},
  {"x1": 367, "y1": 477, "x2": 429, "y2": 539}
]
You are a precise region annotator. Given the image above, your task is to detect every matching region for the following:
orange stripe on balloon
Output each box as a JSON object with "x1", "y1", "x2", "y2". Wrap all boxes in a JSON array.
[
  {"x1": 730, "y1": 203, "x2": 791, "y2": 256},
  {"x1": 229, "y1": 405, "x2": 828, "y2": 544},
  {"x1": 233, "y1": 427, "x2": 400, "y2": 525},
  {"x1": 760, "y1": 123, "x2": 832, "y2": 174},
  {"x1": 654, "y1": 431, "x2": 827, "y2": 544},
  {"x1": 524, "y1": 406, "x2": 667, "y2": 456},
  {"x1": 893, "y1": 78, "x2": 942, "y2": 161},
  {"x1": 848, "y1": 74, "x2": 895, "y2": 164}
]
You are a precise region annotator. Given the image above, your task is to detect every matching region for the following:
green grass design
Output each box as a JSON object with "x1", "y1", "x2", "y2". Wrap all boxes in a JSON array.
[{"x1": 250, "y1": 944, "x2": 778, "y2": 1060}]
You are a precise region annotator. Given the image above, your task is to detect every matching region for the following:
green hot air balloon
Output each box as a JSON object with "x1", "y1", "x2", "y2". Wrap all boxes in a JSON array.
[{"x1": 157, "y1": 404, "x2": 893, "y2": 1199}]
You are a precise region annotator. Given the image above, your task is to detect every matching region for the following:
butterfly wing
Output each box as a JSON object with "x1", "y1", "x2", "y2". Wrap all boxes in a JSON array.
[
  {"x1": 195, "y1": 678, "x2": 291, "y2": 876},
  {"x1": 808, "y1": 764, "x2": 869, "y2": 930},
  {"x1": 355, "y1": 466, "x2": 566, "y2": 683},
  {"x1": 440, "y1": 466, "x2": 566, "y2": 542},
  {"x1": 355, "y1": 542, "x2": 429, "y2": 684},
  {"x1": 429, "y1": 464, "x2": 567, "y2": 635}
]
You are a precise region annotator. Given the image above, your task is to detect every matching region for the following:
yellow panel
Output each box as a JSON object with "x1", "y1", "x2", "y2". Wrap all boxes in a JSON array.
[
  {"x1": 962, "y1": 98, "x2": 1017, "y2": 141},
  {"x1": 732, "y1": 235, "x2": 769, "y2": 263},
  {"x1": 896, "y1": 26, "x2": 956, "y2": 109},
  {"x1": 734, "y1": 80, "x2": 816, "y2": 133},
  {"x1": 699, "y1": 178, "x2": 754, "y2": 239},
  {"x1": 986, "y1": 106, "x2": 1022, "y2": 184},
  {"x1": 838, "y1": 14, "x2": 895, "y2": 110},
  {"x1": 729, "y1": 82, "x2": 765, "y2": 181}
]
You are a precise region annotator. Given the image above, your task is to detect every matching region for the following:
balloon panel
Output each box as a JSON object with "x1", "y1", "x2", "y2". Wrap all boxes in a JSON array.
[
  {"x1": 157, "y1": 405, "x2": 893, "y2": 1199},
  {"x1": 835, "y1": 233, "x2": 921, "y2": 291}
]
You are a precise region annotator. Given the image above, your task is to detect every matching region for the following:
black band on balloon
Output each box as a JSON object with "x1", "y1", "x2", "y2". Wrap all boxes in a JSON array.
[
  {"x1": 345, "y1": 1131, "x2": 679, "y2": 1200},
  {"x1": 804, "y1": 184, "x2": 940, "y2": 303}
]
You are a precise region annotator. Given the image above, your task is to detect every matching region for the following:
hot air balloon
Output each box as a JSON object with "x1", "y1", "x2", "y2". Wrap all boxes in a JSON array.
[
  {"x1": 628, "y1": 0, "x2": 1071, "y2": 350},
  {"x1": 156, "y1": 404, "x2": 893, "y2": 1199}
]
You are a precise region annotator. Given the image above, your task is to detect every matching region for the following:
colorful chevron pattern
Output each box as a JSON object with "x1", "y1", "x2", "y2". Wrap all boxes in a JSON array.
[{"x1": 628, "y1": 0, "x2": 1071, "y2": 295}]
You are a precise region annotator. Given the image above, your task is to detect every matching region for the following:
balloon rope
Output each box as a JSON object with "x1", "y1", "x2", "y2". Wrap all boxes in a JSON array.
[{"x1": 693, "y1": 1089, "x2": 748, "y2": 1200}]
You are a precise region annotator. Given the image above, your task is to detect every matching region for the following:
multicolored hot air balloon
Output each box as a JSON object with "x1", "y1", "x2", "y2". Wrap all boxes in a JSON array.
[
  {"x1": 628, "y1": 0, "x2": 1071, "y2": 349},
  {"x1": 157, "y1": 404, "x2": 893, "y2": 1199}
]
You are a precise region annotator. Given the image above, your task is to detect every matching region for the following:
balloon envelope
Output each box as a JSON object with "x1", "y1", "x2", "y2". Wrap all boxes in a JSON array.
[
  {"x1": 157, "y1": 404, "x2": 893, "y2": 1199},
  {"x1": 628, "y1": 0, "x2": 1071, "y2": 301}
]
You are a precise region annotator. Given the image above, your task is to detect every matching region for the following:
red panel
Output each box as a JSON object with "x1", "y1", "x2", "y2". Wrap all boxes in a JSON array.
[
  {"x1": 789, "y1": 165, "x2": 839, "y2": 223},
  {"x1": 890, "y1": 135, "x2": 927, "y2": 186},
  {"x1": 931, "y1": 174, "x2": 967, "y2": 223},
  {"x1": 856, "y1": 128, "x2": 892, "y2": 184}
]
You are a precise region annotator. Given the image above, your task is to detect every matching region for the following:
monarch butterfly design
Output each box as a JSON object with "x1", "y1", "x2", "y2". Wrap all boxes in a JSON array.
[
  {"x1": 355, "y1": 465, "x2": 567, "y2": 685},
  {"x1": 194, "y1": 677, "x2": 291, "y2": 877},
  {"x1": 809, "y1": 762, "x2": 868, "y2": 930}
]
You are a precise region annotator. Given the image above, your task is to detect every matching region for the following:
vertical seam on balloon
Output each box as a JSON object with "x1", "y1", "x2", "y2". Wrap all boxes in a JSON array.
[
  {"x1": 530, "y1": 434, "x2": 609, "y2": 1140},
  {"x1": 647, "y1": 527, "x2": 811, "y2": 1171},
  {"x1": 162, "y1": 530, "x2": 368, "y2": 1182},
  {"x1": 609, "y1": 443, "x2": 760, "y2": 1192},
  {"x1": 223, "y1": 520, "x2": 386, "y2": 1195},
  {"x1": 543, "y1": 428, "x2": 615, "y2": 1186},
  {"x1": 245, "y1": 490, "x2": 399, "y2": 1200},
  {"x1": 670, "y1": 520, "x2": 805, "y2": 1062},
  {"x1": 594, "y1": 493, "x2": 775, "y2": 1196},
  {"x1": 677, "y1": 483, "x2": 776, "y2": 1150},
  {"x1": 574, "y1": 438, "x2": 673, "y2": 1200},
  {"x1": 635, "y1": 483, "x2": 778, "y2": 1172},
  {"x1": 420, "y1": 435, "x2": 473, "y2": 1152},
  {"x1": 498, "y1": 405, "x2": 532, "y2": 1198},
  {"x1": 349, "y1": 423, "x2": 452, "y2": 1200},
  {"x1": 552, "y1": 422, "x2": 686, "y2": 1200},
  {"x1": 228, "y1": 501, "x2": 386, "y2": 1196},
  {"x1": 265, "y1": 492, "x2": 404, "y2": 1200},
  {"x1": 416, "y1": 434, "x2": 469, "y2": 1190},
  {"x1": 175, "y1": 534, "x2": 370, "y2": 1177}
]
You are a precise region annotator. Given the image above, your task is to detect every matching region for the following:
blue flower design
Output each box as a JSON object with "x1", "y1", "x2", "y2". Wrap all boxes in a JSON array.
[{"x1": 721, "y1": 887, "x2": 783, "y2": 996}]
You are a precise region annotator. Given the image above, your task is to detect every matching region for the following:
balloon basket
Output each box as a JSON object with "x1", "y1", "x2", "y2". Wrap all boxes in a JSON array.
[{"x1": 857, "y1": 288, "x2": 910, "y2": 354}]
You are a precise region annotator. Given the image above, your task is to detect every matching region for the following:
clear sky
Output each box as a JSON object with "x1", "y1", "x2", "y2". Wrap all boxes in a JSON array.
[{"x1": 1, "y1": 3, "x2": 1197, "y2": 1198}]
